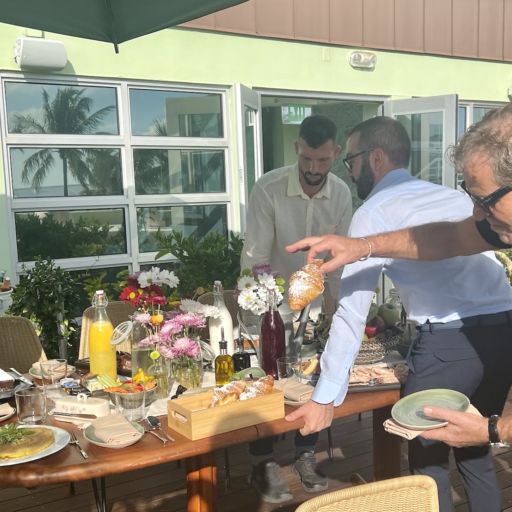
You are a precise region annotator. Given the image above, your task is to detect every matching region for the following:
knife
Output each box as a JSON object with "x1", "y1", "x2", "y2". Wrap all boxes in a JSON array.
[
  {"x1": 9, "y1": 368, "x2": 34, "y2": 386},
  {"x1": 49, "y1": 411, "x2": 98, "y2": 419}
]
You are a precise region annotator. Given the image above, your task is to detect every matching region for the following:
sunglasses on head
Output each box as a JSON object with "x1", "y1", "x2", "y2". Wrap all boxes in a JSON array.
[
  {"x1": 460, "y1": 180, "x2": 512, "y2": 214},
  {"x1": 342, "y1": 150, "x2": 368, "y2": 171}
]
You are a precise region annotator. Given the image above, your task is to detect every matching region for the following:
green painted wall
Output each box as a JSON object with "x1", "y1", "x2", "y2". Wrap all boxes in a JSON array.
[{"x1": 1, "y1": 24, "x2": 511, "y2": 274}]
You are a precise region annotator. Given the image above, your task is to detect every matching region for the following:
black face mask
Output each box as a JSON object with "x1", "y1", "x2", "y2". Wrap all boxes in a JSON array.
[{"x1": 356, "y1": 156, "x2": 375, "y2": 199}]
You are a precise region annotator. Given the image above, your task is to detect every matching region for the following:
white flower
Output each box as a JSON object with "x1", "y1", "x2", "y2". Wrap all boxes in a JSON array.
[
  {"x1": 180, "y1": 299, "x2": 220, "y2": 319},
  {"x1": 257, "y1": 273, "x2": 276, "y2": 289},
  {"x1": 237, "y1": 275, "x2": 257, "y2": 291},
  {"x1": 137, "y1": 270, "x2": 152, "y2": 288},
  {"x1": 156, "y1": 269, "x2": 179, "y2": 288},
  {"x1": 137, "y1": 266, "x2": 179, "y2": 289}
]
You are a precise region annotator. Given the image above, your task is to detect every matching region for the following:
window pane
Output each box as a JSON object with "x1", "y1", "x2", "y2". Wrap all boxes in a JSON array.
[
  {"x1": 133, "y1": 149, "x2": 225, "y2": 194},
  {"x1": 130, "y1": 89, "x2": 223, "y2": 137},
  {"x1": 397, "y1": 112, "x2": 443, "y2": 185},
  {"x1": 11, "y1": 147, "x2": 123, "y2": 198},
  {"x1": 5, "y1": 82, "x2": 119, "y2": 135},
  {"x1": 474, "y1": 106, "x2": 494, "y2": 124},
  {"x1": 15, "y1": 209, "x2": 126, "y2": 261},
  {"x1": 457, "y1": 106, "x2": 467, "y2": 140},
  {"x1": 137, "y1": 204, "x2": 227, "y2": 253}
]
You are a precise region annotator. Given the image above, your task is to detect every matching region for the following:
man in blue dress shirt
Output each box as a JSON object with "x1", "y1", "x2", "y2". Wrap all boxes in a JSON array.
[{"x1": 286, "y1": 116, "x2": 512, "y2": 512}]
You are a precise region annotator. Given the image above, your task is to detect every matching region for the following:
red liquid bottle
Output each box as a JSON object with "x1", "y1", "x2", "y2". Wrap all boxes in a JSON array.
[{"x1": 259, "y1": 290, "x2": 285, "y2": 379}]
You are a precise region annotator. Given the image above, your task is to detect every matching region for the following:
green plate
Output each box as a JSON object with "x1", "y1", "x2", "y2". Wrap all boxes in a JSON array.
[{"x1": 391, "y1": 389, "x2": 470, "y2": 430}]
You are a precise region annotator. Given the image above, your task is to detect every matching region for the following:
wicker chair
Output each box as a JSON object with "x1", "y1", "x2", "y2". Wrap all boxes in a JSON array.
[
  {"x1": 0, "y1": 316, "x2": 47, "y2": 373},
  {"x1": 79, "y1": 301, "x2": 135, "y2": 359},
  {"x1": 295, "y1": 475, "x2": 439, "y2": 512}
]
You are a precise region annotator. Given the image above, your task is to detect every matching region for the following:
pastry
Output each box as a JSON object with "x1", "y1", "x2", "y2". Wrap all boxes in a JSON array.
[
  {"x1": 209, "y1": 376, "x2": 274, "y2": 407},
  {"x1": 288, "y1": 259, "x2": 325, "y2": 311}
]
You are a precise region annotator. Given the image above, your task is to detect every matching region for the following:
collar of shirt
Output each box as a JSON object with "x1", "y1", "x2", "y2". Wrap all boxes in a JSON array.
[
  {"x1": 365, "y1": 168, "x2": 412, "y2": 200},
  {"x1": 286, "y1": 162, "x2": 332, "y2": 199}
]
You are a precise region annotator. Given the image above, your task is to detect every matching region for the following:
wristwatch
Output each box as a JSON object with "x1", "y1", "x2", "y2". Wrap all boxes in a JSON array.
[{"x1": 488, "y1": 415, "x2": 510, "y2": 448}]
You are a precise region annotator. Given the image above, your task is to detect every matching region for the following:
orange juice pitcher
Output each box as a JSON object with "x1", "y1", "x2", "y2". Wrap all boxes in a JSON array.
[{"x1": 89, "y1": 290, "x2": 116, "y2": 379}]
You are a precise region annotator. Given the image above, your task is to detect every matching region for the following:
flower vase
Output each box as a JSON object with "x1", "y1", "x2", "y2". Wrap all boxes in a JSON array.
[
  {"x1": 170, "y1": 357, "x2": 203, "y2": 390},
  {"x1": 130, "y1": 320, "x2": 153, "y2": 379},
  {"x1": 148, "y1": 355, "x2": 170, "y2": 400},
  {"x1": 259, "y1": 290, "x2": 286, "y2": 379}
]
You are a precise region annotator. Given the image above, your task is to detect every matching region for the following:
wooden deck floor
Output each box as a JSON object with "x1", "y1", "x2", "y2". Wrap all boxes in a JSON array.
[{"x1": 2, "y1": 407, "x2": 512, "y2": 512}]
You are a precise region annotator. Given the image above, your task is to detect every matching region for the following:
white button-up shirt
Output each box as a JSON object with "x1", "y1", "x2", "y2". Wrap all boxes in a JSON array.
[
  {"x1": 314, "y1": 169, "x2": 512, "y2": 406},
  {"x1": 241, "y1": 163, "x2": 353, "y2": 308}
]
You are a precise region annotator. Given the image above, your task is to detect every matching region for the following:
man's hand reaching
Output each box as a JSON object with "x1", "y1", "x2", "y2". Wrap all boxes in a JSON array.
[
  {"x1": 285, "y1": 399, "x2": 334, "y2": 436},
  {"x1": 286, "y1": 234, "x2": 369, "y2": 273}
]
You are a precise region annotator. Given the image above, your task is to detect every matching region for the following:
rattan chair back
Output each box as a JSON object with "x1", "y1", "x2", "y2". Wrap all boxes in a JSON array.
[
  {"x1": 79, "y1": 301, "x2": 134, "y2": 359},
  {"x1": 295, "y1": 475, "x2": 439, "y2": 512},
  {"x1": 0, "y1": 316, "x2": 47, "y2": 373}
]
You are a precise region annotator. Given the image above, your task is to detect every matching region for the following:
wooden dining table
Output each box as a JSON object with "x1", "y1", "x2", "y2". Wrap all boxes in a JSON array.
[{"x1": 0, "y1": 387, "x2": 401, "y2": 512}]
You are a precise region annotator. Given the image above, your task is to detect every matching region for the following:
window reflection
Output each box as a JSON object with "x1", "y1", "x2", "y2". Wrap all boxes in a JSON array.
[
  {"x1": 397, "y1": 112, "x2": 443, "y2": 185},
  {"x1": 11, "y1": 147, "x2": 122, "y2": 198},
  {"x1": 5, "y1": 82, "x2": 118, "y2": 135},
  {"x1": 15, "y1": 209, "x2": 126, "y2": 261},
  {"x1": 133, "y1": 149, "x2": 225, "y2": 194},
  {"x1": 137, "y1": 205, "x2": 227, "y2": 253},
  {"x1": 130, "y1": 89, "x2": 223, "y2": 137}
]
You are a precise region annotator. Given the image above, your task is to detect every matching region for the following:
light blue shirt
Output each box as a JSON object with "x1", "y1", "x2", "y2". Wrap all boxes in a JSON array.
[{"x1": 313, "y1": 169, "x2": 512, "y2": 406}]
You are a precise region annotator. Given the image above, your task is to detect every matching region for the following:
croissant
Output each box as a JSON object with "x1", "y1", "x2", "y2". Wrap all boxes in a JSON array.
[{"x1": 288, "y1": 259, "x2": 325, "y2": 311}]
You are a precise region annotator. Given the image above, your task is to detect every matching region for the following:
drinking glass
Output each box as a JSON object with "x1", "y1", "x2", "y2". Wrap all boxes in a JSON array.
[
  {"x1": 276, "y1": 356, "x2": 301, "y2": 380},
  {"x1": 15, "y1": 387, "x2": 46, "y2": 424},
  {"x1": 40, "y1": 359, "x2": 67, "y2": 396},
  {"x1": 113, "y1": 390, "x2": 146, "y2": 421}
]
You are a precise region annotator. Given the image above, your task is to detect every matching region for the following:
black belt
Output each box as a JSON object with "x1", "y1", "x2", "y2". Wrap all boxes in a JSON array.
[{"x1": 417, "y1": 310, "x2": 512, "y2": 332}]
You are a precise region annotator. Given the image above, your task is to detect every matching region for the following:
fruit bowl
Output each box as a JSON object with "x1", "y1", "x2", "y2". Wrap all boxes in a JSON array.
[
  {"x1": 105, "y1": 381, "x2": 158, "y2": 406},
  {"x1": 356, "y1": 327, "x2": 404, "y2": 365}
]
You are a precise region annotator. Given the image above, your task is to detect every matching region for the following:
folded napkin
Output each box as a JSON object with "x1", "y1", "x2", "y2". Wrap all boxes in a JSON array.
[
  {"x1": 0, "y1": 403, "x2": 14, "y2": 417},
  {"x1": 92, "y1": 413, "x2": 141, "y2": 446},
  {"x1": 275, "y1": 378, "x2": 313, "y2": 403},
  {"x1": 383, "y1": 404, "x2": 482, "y2": 440}
]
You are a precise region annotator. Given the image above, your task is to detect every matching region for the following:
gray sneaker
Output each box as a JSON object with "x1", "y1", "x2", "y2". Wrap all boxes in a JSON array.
[
  {"x1": 248, "y1": 461, "x2": 293, "y2": 503},
  {"x1": 293, "y1": 451, "x2": 328, "y2": 493}
]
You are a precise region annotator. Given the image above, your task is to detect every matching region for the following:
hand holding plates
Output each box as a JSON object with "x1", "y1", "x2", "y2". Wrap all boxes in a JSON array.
[{"x1": 392, "y1": 389, "x2": 470, "y2": 430}]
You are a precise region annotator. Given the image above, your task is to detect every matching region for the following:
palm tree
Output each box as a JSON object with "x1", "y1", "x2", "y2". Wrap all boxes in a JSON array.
[{"x1": 12, "y1": 87, "x2": 115, "y2": 196}]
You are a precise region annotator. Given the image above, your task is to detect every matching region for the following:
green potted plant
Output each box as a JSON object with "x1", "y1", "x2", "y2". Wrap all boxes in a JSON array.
[
  {"x1": 8, "y1": 258, "x2": 82, "y2": 361},
  {"x1": 155, "y1": 230, "x2": 243, "y2": 297}
]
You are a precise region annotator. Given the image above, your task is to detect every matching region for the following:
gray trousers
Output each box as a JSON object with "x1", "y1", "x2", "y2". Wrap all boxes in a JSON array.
[{"x1": 405, "y1": 316, "x2": 512, "y2": 512}]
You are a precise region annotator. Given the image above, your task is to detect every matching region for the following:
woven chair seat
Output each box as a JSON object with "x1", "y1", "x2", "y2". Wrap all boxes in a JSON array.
[
  {"x1": 0, "y1": 316, "x2": 47, "y2": 373},
  {"x1": 295, "y1": 475, "x2": 439, "y2": 512}
]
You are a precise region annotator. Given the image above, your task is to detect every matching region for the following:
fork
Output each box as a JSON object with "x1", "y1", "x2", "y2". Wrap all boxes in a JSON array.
[{"x1": 69, "y1": 430, "x2": 88, "y2": 459}]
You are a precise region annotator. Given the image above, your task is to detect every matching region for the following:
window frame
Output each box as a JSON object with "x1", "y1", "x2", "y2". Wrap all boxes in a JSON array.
[{"x1": 0, "y1": 74, "x2": 232, "y2": 277}]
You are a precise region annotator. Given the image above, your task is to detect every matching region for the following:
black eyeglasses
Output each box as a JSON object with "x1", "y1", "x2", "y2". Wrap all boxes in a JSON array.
[
  {"x1": 460, "y1": 180, "x2": 512, "y2": 214},
  {"x1": 342, "y1": 150, "x2": 368, "y2": 171}
]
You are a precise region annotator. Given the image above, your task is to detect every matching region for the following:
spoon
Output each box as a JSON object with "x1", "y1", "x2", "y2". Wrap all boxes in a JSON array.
[{"x1": 147, "y1": 415, "x2": 175, "y2": 442}]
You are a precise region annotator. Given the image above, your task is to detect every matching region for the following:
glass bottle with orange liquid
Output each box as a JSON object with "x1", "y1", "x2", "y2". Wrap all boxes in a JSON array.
[{"x1": 89, "y1": 290, "x2": 116, "y2": 379}]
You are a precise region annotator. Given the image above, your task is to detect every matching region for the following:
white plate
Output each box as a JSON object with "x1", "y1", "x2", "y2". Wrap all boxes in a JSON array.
[
  {"x1": 0, "y1": 406, "x2": 16, "y2": 422},
  {"x1": 0, "y1": 425, "x2": 70, "y2": 466},
  {"x1": 83, "y1": 421, "x2": 144, "y2": 449}
]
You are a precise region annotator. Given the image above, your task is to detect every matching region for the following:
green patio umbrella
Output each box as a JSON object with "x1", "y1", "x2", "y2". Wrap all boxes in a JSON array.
[{"x1": 0, "y1": 0, "x2": 248, "y2": 52}]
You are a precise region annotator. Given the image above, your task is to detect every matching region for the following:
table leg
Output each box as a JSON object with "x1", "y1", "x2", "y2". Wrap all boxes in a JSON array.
[
  {"x1": 91, "y1": 477, "x2": 107, "y2": 512},
  {"x1": 373, "y1": 405, "x2": 401, "y2": 480},
  {"x1": 186, "y1": 453, "x2": 217, "y2": 512}
]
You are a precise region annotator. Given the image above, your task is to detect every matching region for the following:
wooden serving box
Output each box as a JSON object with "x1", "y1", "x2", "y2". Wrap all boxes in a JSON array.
[{"x1": 167, "y1": 388, "x2": 285, "y2": 440}]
